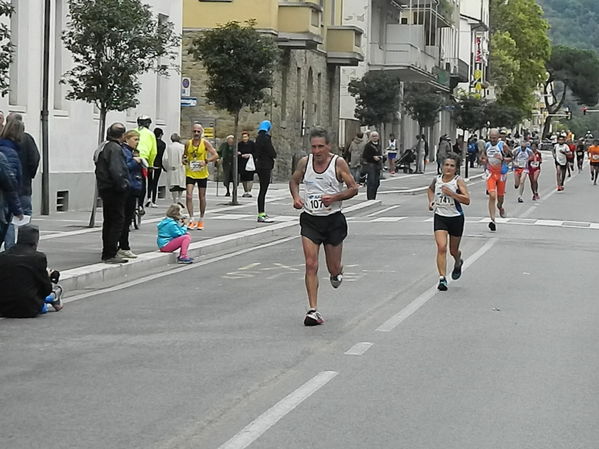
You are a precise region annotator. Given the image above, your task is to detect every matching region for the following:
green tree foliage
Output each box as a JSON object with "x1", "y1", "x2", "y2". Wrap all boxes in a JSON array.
[
  {"x1": 348, "y1": 71, "x2": 401, "y2": 128},
  {"x1": 542, "y1": 45, "x2": 599, "y2": 136},
  {"x1": 402, "y1": 83, "x2": 446, "y2": 134},
  {"x1": 62, "y1": 0, "x2": 179, "y2": 142},
  {"x1": 455, "y1": 95, "x2": 524, "y2": 130},
  {"x1": 189, "y1": 20, "x2": 279, "y2": 205},
  {"x1": 454, "y1": 95, "x2": 488, "y2": 132},
  {"x1": 484, "y1": 102, "x2": 525, "y2": 129},
  {"x1": 537, "y1": 0, "x2": 599, "y2": 53},
  {"x1": 490, "y1": 0, "x2": 550, "y2": 113},
  {"x1": 0, "y1": 1, "x2": 13, "y2": 96}
]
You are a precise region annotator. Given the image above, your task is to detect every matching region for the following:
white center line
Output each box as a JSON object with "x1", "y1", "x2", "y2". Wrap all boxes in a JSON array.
[
  {"x1": 368, "y1": 205, "x2": 400, "y2": 217},
  {"x1": 344, "y1": 342, "x2": 374, "y2": 356},
  {"x1": 216, "y1": 371, "x2": 338, "y2": 449},
  {"x1": 376, "y1": 238, "x2": 497, "y2": 332}
]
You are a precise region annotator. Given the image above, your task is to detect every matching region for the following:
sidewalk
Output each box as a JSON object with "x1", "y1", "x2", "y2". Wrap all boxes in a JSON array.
[{"x1": 31, "y1": 162, "x2": 485, "y2": 293}]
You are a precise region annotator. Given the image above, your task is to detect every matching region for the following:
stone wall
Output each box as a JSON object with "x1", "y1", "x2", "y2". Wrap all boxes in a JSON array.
[{"x1": 182, "y1": 31, "x2": 341, "y2": 181}]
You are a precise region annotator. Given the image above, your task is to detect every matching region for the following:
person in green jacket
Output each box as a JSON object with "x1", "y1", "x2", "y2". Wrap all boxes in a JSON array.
[
  {"x1": 136, "y1": 115, "x2": 158, "y2": 208},
  {"x1": 218, "y1": 135, "x2": 235, "y2": 196}
]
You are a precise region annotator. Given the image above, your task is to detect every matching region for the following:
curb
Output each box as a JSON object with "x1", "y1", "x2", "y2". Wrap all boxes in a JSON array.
[{"x1": 59, "y1": 200, "x2": 382, "y2": 293}]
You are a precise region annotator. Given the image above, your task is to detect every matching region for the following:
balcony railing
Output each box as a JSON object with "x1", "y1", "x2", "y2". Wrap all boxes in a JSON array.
[{"x1": 277, "y1": 2, "x2": 323, "y2": 49}]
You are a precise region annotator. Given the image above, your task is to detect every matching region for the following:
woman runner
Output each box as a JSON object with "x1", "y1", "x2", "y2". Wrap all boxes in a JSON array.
[
  {"x1": 427, "y1": 155, "x2": 471, "y2": 291},
  {"x1": 528, "y1": 142, "x2": 542, "y2": 200}
]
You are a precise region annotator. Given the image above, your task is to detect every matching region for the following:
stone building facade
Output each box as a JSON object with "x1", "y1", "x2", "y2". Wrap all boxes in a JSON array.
[
  {"x1": 181, "y1": 35, "x2": 341, "y2": 180},
  {"x1": 181, "y1": 0, "x2": 362, "y2": 181}
]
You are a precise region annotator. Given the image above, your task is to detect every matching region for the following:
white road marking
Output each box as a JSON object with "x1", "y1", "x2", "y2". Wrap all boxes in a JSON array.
[
  {"x1": 372, "y1": 217, "x2": 406, "y2": 222},
  {"x1": 344, "y1": 342, "x2": 374, "y2": 356},
  {"x1": 239, "y1": 263, "x2": 261, "y2": 271},
  {"x1": 62, "y1": 236, "x2": 298, "y2": 304},
  {"x1": 216, "y1": 371, "x2": 338, "y2": 449},
  {"x1": 367, "y1": 205, "x2": 400, "y2": 217},
  {"x1": 38, "y1": 191, "x2": 291, "y2": 240},
  {"x1": 535, "y1": 219, "x2": 563, "y2": 227},
  {"x1": 376, "y1": 238, "x2": 497, "y2": 332}
]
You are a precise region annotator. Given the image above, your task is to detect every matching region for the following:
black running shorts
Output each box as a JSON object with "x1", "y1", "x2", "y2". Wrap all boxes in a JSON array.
[
  {"x1": 300, "y1": 211, "x2": 348, "y2": 246},
  {"x1": 434, "y1": 214, "x2": 465, "y2": 237},
  {"x1": 186, "y1": 177, "x2": 208, "y2": 188}
]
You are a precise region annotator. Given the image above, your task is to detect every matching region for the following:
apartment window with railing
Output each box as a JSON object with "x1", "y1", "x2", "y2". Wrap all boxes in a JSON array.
[
  {"x1": 9, "y1": 0, "x2": 28, "y2": 107},
  {"x1": 54, "y1": 0, "x2": 66, "y2": 111}
]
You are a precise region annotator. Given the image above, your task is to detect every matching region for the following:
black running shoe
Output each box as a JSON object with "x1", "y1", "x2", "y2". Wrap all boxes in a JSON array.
[
  {"x1": 488, "y1": 221, "x2": 496, "y2": 232},
  {"x1": 304, "y1": 309, "x2": 324, "y2": 326},
  {"x1": 437, "y1": 277, "x2": 448, "y2": 291},
  {"x1": 451, "y1": 259, "x2": 464, "y2": 280}
]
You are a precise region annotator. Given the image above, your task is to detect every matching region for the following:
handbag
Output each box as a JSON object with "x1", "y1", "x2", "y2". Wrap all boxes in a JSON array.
[{"x1": 245, "y1": 154, "x2": 256, "y2": 171}]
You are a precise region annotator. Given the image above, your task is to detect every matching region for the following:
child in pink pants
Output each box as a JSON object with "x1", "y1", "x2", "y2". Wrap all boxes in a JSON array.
[{"x1": 156, "y1": 204, "x2": 194, "y2": 264}]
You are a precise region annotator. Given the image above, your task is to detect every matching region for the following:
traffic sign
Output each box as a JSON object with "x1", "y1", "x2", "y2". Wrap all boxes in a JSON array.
[
  {"x1": 203, "y1": 127, "x2": 215, "y2": 138},
  {"x1": 181, "y1": 77, "x2": 191, "y2": 97},
  {"x1": 181, "y1": 97, "x2": 197, "y2": 107}
]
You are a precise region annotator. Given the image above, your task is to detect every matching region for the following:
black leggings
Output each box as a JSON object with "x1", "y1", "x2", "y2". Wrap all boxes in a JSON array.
[{"x1": 256, "y1": 168, "x2": 271, "y2": 214}]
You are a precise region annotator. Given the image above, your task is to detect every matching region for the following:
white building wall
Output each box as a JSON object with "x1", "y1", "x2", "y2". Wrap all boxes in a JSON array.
[
  {"x1": 0, "y1": 0, "x2": 182, "y2": 213},
  {"x1": 340, "y1": 0, "x2": 371, "y2": 143}
]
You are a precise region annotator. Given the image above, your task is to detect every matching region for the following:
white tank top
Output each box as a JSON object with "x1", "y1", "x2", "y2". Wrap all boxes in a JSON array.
[
  {"x1": 303, "y1": 154, "x2": 343, "y2": 216},
  {"x1": 433, "y1": 175, "x2": 463, "y2": 218}
]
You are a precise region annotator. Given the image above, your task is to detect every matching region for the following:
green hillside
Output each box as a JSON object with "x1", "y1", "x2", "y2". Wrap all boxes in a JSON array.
[{"x1": 537, "y1": 0, "x2": 599, "y2": 51}]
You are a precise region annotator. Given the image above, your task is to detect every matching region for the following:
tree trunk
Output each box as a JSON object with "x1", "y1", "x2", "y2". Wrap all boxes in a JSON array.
[
  {"x1": 230, "y1": 111, "x2": 240, "y2": 206},
  {"x1": 542, "y1": 79, "x2": 568, "y2": 139},
  {"x1": 88, "y1": 108, "x2": 107, "y2": 227}
]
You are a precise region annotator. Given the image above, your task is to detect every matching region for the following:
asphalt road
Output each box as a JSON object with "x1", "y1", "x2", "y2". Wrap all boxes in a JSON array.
[{"x1": 2, "y1": 162, "x2": 598, "y2": 449}]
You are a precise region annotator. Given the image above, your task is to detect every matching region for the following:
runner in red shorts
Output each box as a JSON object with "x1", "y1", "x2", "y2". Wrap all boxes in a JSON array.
[
  {"x1": 512, "y1": 141, "x2": 533, "y2": 203},
  {"x1": 528, "y1": 142, "x2": 542, "y2": 200},
  {"x1": 480, "y1": 129, "x2": 512, "y2": 231}
]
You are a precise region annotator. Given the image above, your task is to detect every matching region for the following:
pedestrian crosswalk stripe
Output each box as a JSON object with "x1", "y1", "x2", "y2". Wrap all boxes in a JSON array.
[{"x1": 208, "y1": 214, "x2": 599, "y2": 230}]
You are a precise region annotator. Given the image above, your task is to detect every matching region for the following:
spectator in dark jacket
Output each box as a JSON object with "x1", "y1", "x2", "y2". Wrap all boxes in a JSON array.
[
  {"x1": 0, "y1": 152, "x2": 23, "y2": 242},
  {"x1": 254, "y1": 120, "x2": 277, "y2": 223},
  {"x1": 117, "y1": 129, "x2": 144, "y2": 260},
  {"x1": 95, "y1": 123, "x2": 130, "y2": 264},
  {"x1": 0, "y1": 225, "x2": 63, "y2": 318},
  {"x1": 146, "y1": 127, "x2": 166, "y2": 207},
  {"x1": 362, "y1": 131, "x2": 383, "y2": 200},
  {"x1": 237, "y1": 130, "x2": 256, "y2": 197},
  {"x1": 3, "y1": 114, "x2": 40, "y2": 249}
]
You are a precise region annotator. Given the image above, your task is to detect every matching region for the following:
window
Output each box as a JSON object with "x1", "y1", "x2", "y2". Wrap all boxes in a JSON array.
[
  {"x1": 281, "y1": 66, "x2": 288, "y2": 121},
  {"x1": 355, "y1": 32, "x2": 362, "y2": 48},
  {"x1": 155, "y1": 14, "x2": 169, "y2": 122},
  {"x1": 9, "y1": 0, "x2": 28, "y2": 107},
  {"x1": 311, "y1": 10, "x2": 320, "y2": 27},
  {"x1": 54, "y1": 0, "x2": 66, "y2": 110}
]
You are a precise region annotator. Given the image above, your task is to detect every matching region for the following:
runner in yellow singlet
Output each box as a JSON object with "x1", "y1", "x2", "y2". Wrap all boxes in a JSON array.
[{"x1": 183, "y1": 123, "x2": 218, "y2": 230}]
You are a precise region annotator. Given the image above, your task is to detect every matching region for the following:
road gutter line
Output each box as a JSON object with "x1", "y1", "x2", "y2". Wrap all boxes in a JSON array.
[
  {"x1": 215, "y1": 371, "x2": 338, "y2": 449},
  {"x1": 375, "y1": 238, "x2": 498, "y2": 332}
]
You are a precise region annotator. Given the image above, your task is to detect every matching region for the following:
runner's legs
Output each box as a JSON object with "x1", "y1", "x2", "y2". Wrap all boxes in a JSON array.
[
  {"x1": 323, "y1": 242, "x2": 343, "y2": 278},
  {"x1": 186, "y1": 184, "x2": 195, "y2": 218},
  {"x1": 302, "y1": 237, "x2": 321, "y2": 310},
  {"x1": 434, "y1": 230, "x2": 448, "y2": 277}
]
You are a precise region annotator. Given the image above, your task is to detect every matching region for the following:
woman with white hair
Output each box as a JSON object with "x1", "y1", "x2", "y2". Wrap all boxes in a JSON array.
[
  {"x1": 362, "y1": 131, "x2": 383, "y2": 200},
  {"x1": 218, "y1": 135, "x2": 236, "y2": 196},
  {"x1": 162, "y1": 133, "x2": 186, "y2": 203}
]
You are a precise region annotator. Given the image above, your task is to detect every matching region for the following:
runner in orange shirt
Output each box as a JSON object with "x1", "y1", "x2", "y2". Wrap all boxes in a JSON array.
[{"x1": 587, "y1": 140, "x2": 599, "y2": 185}]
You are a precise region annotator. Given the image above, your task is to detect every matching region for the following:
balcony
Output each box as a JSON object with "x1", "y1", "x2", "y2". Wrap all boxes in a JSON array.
[
  {"x1": 326, "y1": 26, "x2": 364, "y2": 66},
  {"x1": 369, "y1": 24, "x2": 439, "y2": 82},
  {"x1": 277, "y1": 2, "x2": 323, "y2": 49}
]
